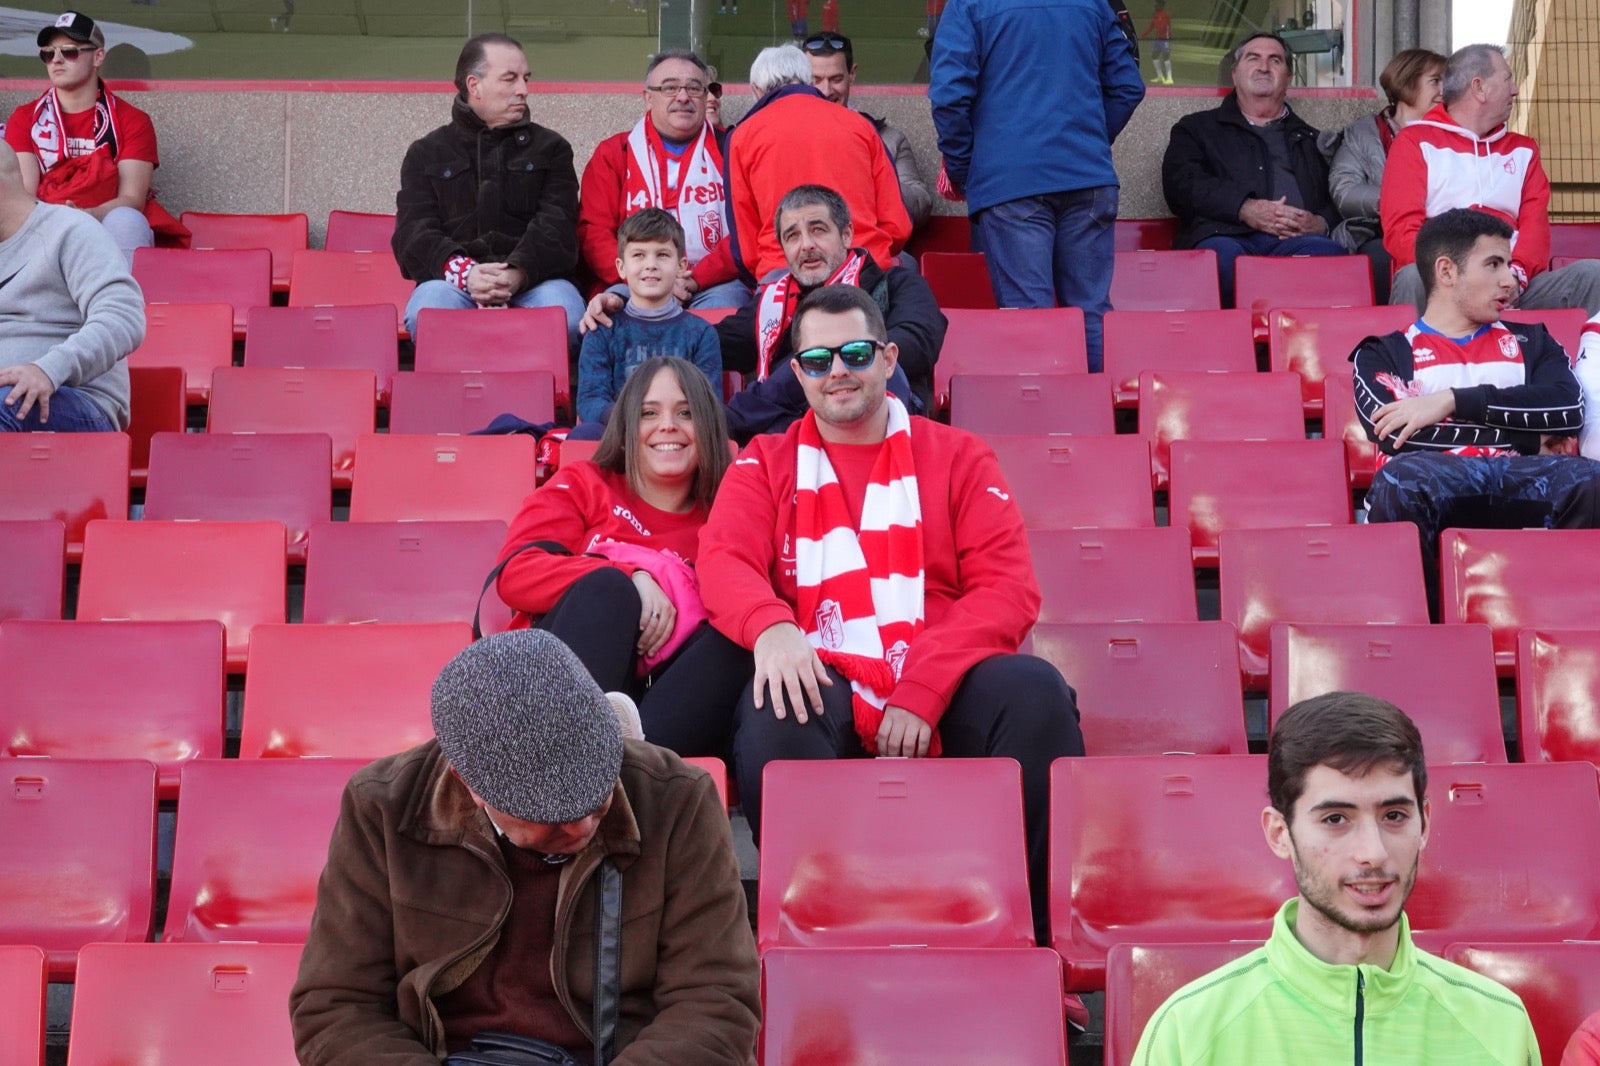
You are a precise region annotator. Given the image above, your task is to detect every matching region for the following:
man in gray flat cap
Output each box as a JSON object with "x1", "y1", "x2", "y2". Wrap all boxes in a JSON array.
[{"x1": 290, "y1": 629, "x2": 761, "y2": 1066}]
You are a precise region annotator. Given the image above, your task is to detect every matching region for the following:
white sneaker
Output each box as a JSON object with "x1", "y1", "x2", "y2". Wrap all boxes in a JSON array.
[{"x1": 606, "y1": 692, "x2": 645, "y2": 741}]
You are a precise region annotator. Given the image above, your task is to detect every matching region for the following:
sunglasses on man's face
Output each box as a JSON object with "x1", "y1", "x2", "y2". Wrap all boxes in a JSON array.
[
  {"x1": 795, "y1": 339, "x2": 883, "y2": 377},
  {"x1": 39, "y1": 46, "x2": 88, "y2": 62},
  {"x1": 801, "y1": 33, "x2": 850, "y2": 54}
]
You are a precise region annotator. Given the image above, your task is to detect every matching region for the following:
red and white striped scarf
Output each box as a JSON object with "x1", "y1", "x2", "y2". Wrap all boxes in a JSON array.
[
  {"x1": 29, "y1": 84, "x2": 119, "y2": 174},
  {"x1": 793, "y1": 395, "x2": 934, "y2": 755},
  {"x1": 754, "y1": 250, "x2": 865, "y2": 381},
  {"x1": 622, "y1": 116, "x2": 727, "y2": 267}
]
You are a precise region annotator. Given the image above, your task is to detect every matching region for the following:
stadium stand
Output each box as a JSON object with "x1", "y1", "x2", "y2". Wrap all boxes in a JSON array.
[
  {"x1": 348, "y1": 434, "x2": 537, "y2": 525},
  {"x1": 1027, "y1": 527, "x2": 1198, "y2": 623},
  {"x1": 1320, "y1": 370, "x2": 1380, "y2": 488},
  {"x1": 1139, "y1": 370, "x2": 1307, "y2": 488},
  {"x1": 1112, "y1": 217, "x2": 1180, "y2": 251},
  {"x1": 207, "y1": 366, "x2": 377, "y2": 490},
  {"x1": 988, "y1": 435, "x2": 1156, "y2": 530},
  {"x1": 920, "y1": 251, "x2": 998, "y2": 308},
  {"x1": 1103, "y1": 942, "x2": 1261, "y2": 1066},
  {"x1": 1109, "y1": 250, "x2": 1221, "y2": 311},
  {"x1": 126, "y1": 367, "x2": 186, "y2": 488},
  {"x1": 287, "y1": 250, "x2": 413, "y2": 338},
  {"x1": 131, "y1": 247, "x2": 272, "y2": 336},
  {"x1": 1268, "y1": 303, "x2": 1415, "y2": 415},
  {"x1": 1440, "y1": 528, "x2": 1600, "y2": 673},
  {"x1": 127, "y1": 302, "x2": 234, "y2": 403},
  {"x1": 1102, "y1": 309, "x2": 1255, "y2": 408},
  {"x1": 243, "y1": 304, "x2": 400, "y2": 402},
  {"x1": 1517, "y1": 628, "x2": 1600, "y2": 768},
  {"x1": 389, "y1": 370, "x2": 558, "y2": 435},
  {"x1": 0, "y1": 432, "x2": 129, "y2": 561},
  {"x1": 935, "y1": 307, "x2": 1089, "y2": 409},
  {"x1": 324, "y1": 209, "x2": 397, "y2": 253},
  {"x1": 1233, "y1": 253, "x2": 1374, "y2": 340},
  {"x1": 904, "y1": 214, "x2": 971, "y2": 258},
  {"x1": 0, "y1": 521, "x2": 64, "y2": 622},
  {"x1": 1169, "y1": 438, "x2": 1351, "y2": 567},
  {"x1": 949, "y1": 372, "x2": 1114, "y2": 436},
  {"x1": 179, "y1": 211, "x2": 309, "y2": 293},
  {"x1": 682, "y1": 756, "x2": 730, "y2": 813},
  {"x1": 0, "y1": 944, "x2": 46, "y2": 1066},
  {"x1": 1445, "y1": 942, "x2": 1600, "y2": 1066},
  {"x1": 412, "y1": 306, "x2": 574, "y2": 412}
]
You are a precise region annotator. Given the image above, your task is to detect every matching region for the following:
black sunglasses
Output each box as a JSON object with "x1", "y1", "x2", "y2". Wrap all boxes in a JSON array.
[
  {"x1": 801, "y1": 33, "x2": 851, "y2": 54},
  {"x1": 39, "y1": 46, "x2": 88, "y2": 62},
  {"x1": 795, "y1": 339, "x2": 882, "y2": 377}
]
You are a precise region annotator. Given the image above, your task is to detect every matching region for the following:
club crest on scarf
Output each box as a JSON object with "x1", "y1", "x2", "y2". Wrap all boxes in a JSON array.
[{"x1": 815, "y1": 599, "x2": 845, "y2": 649}]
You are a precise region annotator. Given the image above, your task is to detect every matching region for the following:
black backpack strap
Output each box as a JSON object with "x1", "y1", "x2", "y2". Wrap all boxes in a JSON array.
[
  {"x1": 471, "y1": 540, "x2": 573, "y2": 640},
  {"x1": 591, "y1": 860, "x2": 623, "y2": 1065}
]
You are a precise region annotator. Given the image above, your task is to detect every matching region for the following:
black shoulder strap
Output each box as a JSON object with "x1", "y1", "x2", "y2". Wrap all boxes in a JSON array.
[
  {"x1": 471, "y1": 539, "x2": 572, "y2": 639},
  {"x1": 1107, "y1": 0, "x2": 1140, "y2": 60},
  {"x1": 870, "y1": 274, "x2": 891, "y2": 312},
  {"x1": 591, "y1": 860, "x2": 623, "y2": 1066}
]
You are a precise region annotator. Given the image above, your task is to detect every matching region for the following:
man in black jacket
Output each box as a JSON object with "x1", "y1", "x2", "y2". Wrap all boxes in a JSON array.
[
  {"x1": 1161, "y1": 32, "x2": 1347, "y2": 306},
  {"x1": 392, "y1": 33, "x2": 585, "y2": 344}
]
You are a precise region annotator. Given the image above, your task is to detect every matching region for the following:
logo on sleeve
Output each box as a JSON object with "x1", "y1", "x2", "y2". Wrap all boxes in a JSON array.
[{"x1": 986, "y1": 486, "x2": 1011, "y2": 501}]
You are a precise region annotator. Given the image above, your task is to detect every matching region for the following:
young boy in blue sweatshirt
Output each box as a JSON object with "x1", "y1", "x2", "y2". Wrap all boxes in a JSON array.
[{"x1": 573, "y1": 208, "x2": 721, "y2": 437}]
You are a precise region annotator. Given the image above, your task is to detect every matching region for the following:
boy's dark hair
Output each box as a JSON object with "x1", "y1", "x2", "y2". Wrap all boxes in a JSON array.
[
  {"x1": 1268, "y1": 691, "x2": 1428, "y2": 823},
  {"x1": 616, "y1": 207, "x2": 687, "y2": 259},
  {"x1": 790, "y1": 284, "x2": 887, "y2": 351},
  {"x1": 455, "y1": 33, "x2": 522, "y2": 98},
  {"x1": 1415, "y1": 208, "x2": 1515, "y2": 298}
]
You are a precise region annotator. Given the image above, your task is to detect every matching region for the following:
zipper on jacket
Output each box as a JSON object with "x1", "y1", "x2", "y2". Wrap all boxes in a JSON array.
[{"x1": 1353, "y1": 970, "x2": 1365, "y2": 1066}]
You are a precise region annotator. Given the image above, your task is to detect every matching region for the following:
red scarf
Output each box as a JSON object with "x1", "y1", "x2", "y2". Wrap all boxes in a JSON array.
[
  {"x1": 29, "y1": 84, "x2": 119, "y2": 175},
  {"x1": 754, "y1": 250, "x2": 866, "y2": 381},
  {"x1": 622, "y1": 116, "x2": 727, "y2": 267}
]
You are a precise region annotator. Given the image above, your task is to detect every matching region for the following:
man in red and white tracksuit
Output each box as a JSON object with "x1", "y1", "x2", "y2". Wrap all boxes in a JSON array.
[{"x1": 1381, "y1": 44, "x2": 1600, "y2": 313}]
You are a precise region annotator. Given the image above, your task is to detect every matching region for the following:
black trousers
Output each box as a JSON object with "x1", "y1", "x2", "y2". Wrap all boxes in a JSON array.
[{"x1": 732, "y1": 652, "x2": 1084, "y2": 945}]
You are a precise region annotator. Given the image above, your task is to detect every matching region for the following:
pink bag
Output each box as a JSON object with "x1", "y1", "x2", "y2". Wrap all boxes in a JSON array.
[{"x1": 587, "y1": 540, "x2": 709, "y2": 675}]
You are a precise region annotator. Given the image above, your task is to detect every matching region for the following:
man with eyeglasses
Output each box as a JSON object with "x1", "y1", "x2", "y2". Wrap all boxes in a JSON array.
[
  {"x1": 698, "y1": 282, "x2": 1084, "y2": 984},
  {"x1": 577, "y1": 50, "x2": 749, "y2": 313},
  {"x1": 803, "y1": 31, "x2": 933, "y2": 230}
]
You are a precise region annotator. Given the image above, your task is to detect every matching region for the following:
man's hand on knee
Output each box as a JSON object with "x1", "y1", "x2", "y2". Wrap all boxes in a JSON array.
[
  {"x1": 0, "y1": 364, "x2": 56, "y2": 423},
  {"x1": 876, "y1": 705, "x2": 932, "y2": 758},
  {"x1": 752, "y1": 622, "x2": 832, "y2": 724}
]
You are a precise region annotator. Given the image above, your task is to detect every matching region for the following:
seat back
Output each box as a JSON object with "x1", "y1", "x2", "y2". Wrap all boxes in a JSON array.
[
  {"x1": 1517, "y1": 628, "x2": 1600, "y2": 767},
  {"x1": 0, "y1": 945, "x2": 46, "y2": 1066},
  {"x1": 324, "y1": 209, "x2": 396, "y2": 253},
  {"x1": 681, "y1": 756, "x2": 729, "y2": 812},
  {"x1": 904, "y1": 214, "x2": 971, "y2": 258},
  {"x1": 921, "y1": 251, "x2": 997, "y2": 309},
  {"x1": 949, "y1": 373, "x2": 1113, "y2": 436},
  {"x1": 1234, "y1": 254, "x2": 1373, "y2": 337},
  {"x1": 1169, "y1": 438, "x2": 1351, "y2": 567},
  {"x1": 1103, "y1": 309, "x2": 1255, "y2": 407},
  {"x1": 287, "y1": 250, "x2": 412, "y2": 335},
  {"x1": 0, "y1": 521, "x2": 64, "y2": 621},
  {"x1": 1028, "y1": 527, "x2": 1196, "y2": 623},
  {"x1": 1441, "y1": 528, "x2": 1600, "y2": 672},
  {"x1": 132, "y1": 248, "x2": 272, "y2": 334},
  {"x1": 208, "y1": 367, "x2": 376, "y2": 486},
  {"x1": 1268, "y1": 304, "x2": 1415, "y2": 413},
  {"x1": 1505, "y1": 309, "x2": 1587, "y2": 359},
  {"x1": 389, "y1": 370, "x2": 557, "y2": 434},
  {"x1": 988, "y1": 435, "x2": 1154, "y2": 530},
  {"x1": 1110, "y1": 250, "x2": 1221, "y2": 311},
  {"x1": 126, "y1": 366, "x2": 186, "y2": 486},
  {"x1": 180, "y1": 212, "x2": 308, "y2": 291},
  {"x1": 128, "y1": 302, "x2": 234, "y2": 402},
  {"x1": 349, "y1": 434, "x2": 537, "y2": 524},
  {"x1": 0, "y1": 433, "x2": 129, "y2": 559},
  {"x1": 935, "y1": 308, "x2": 1088, "y2": 407},
  {"x1": 1103, "y1": 942, "x2": 1262, "y2": 1066},
  {"x1": 413, "y1": 307, "x2": 574, "y2": 409},
  {"x1": 1321, "y1": 370, "x2": 1379, "y2": 488},
  {"x1": 1113, "y1": 217, "x2": 1179, "y2": 251},
  {"x1": 1445, "y1": 942, "x2": 1600, "y2": 1066},
  {"x1": 1139, "y1": 370, "x2": 1307, "y2": 487},
  {"x1": 243, "y1": 304, "x2": 399, "y2": 400}
]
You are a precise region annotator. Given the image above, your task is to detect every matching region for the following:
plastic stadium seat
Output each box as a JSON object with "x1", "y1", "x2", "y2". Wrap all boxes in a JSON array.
[
  {"x1": 1445, "y1": 942, "x2": 1600, "y2": 1066},
  {"x1": 1269, "y1": 622, "x2": 1504, "y2": 763},
  {"x1": 761, "y1": 947, "x2": 1066, "y2": 1066},
  {"x1": 132, "y1": 248, "x2": 271, "y2": 336},
  {"x1": 758, "y1": 759, "x2": 1033, "y2": 952},
  {"x1": 126, "y1": 366, "x2": 186, "y2": 487},
  {"x1": 904, "y1": 214, "x2": 971, "y2": 258},
  {"x1": 413, "y1": 306, "x2": 574, "y2": 411},
  {"x1": 349, "y1": 434, "x2": 537, "y2": 524},
  {"x1": 1219, "y1": 524, "x2": 1430, "y2": 691},
  {"x1": 921, "y1": 251, "x2": 998, "y2": 309},
  {"x1": 682, "y1": 756, "x2": 729, "y2": 812},
  {"x1": 127, "y1": 302, "x2": 234, "y2": 402},
  {"x1": 144, "y1": 433, "x2": 331, "y2": 563},
  {"x1": 1517, "y1": 628, "x2": 1600, "y2": 767},
  {"x1": 288, "y1": 250, "x2": 413, "y2": 337},
  {"x1": 950, "y1": 373, "x2": 1113, "y2": 436},
  {"x1": 240, "y1": 622, "x2": 471, "y2": 759},
  {"x1": 1029, "y1": 622, "x2": 1247, "y2": 756},
  {"x1": 0, "y1": 619, "x2": 225, "y2": 800},
  {"x1": 68, "y1": 942, "x2": 302, "y2": 1064},
  {"x1": 1506, "y1": 308, "x2": 1587, "y2": 360},
  {"x1": 1111, "y1": 250, "x2": 1221, "y2": 312},
  {"x1": 1113, "y1": 217, "x2": 1179, "y2": 251},
  {"x1": 0, "y1": 758, "x2": 157, "y2": 979},
  {"x1": 1551, "y1": 256, "x2": 1586, "y2": 271},
  {"x1": 324, "y1": 209, "x2": 396, "y2": 253},
  {"x1": 1234, "y1": 254, "x2": 1373, "y2": 339},
  {"x1": 244, "y1": 304, "x2": 399, "y2": 401},
  {"x1": 0, "y1": 432, "x2": 128, "y2": 560},
  {"x1": 0, "y1": 521, "x2": 64, "y2": 621},
  {"x1": 1321, "y1": 371, "x2": 1378, "y2": 489},
  {"x1": 389, "y1": 370, "x2": 557, "y2": 435},
  {"x1": 1140, "y1": 370, "x2": 1307, "y2": 487},
  {"x1": 1550, "y1": 221, "x2": 1600, "y2": 260},
  {"x1": 301, "y1": 519, "x2": 514, "y2": 633},
  {"x1": 1028, "y1": 527, "x2": 1196, "y2": 623},
  {"x1": 1104, "y1": 942, "x2": 1262, "y2": 1066},
  {"x1": 180, "y1": 211, "x2": 308, "y2": 292},
  {"x1": 1441, "y1": 528, "x2": 1600, "y2": 673},
  {"x1": 162, "y1": 760, "x2": 367, "y2": 943},
  {"x1": 1050, "y1": 754, "x2": 1286, "y2": 990},
  {"x1": 988, "y1": 434, "x2": 1154, "y2": 530},
  {"x1": 208, "y1": 366, "x2": 376, "y2": 489},
  {"x1": 558, "y1": 439, "x2": 599, "y2": 469},
  {"x1": 77, "y1": 520, "x2": 286, "y2": 673},
  {"x1": 1102, "y1": 309, "x2": 1255, "y2": 408},
  {"x1": 935, "y1": 308, "x2": 1088, "y2": 408},
  {"x1": 1268, "y1": 304, "x2": 1415, "y2": 414},
  {"x1": 1409, "y1": 762, "x2": 1600, "y2": 951},
  {"x1": 0, "y1": 944, "x2": 46, "y2": 1066},
  {"x1": 1170, "y1": 438, "x2": 1351, "y2": 567},
  {"x1": 689, "y1": 306, "x2": 738, "y2": 326}
]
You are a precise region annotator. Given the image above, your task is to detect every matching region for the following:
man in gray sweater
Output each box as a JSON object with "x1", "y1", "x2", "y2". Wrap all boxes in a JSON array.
[{"x1": 0, "y1": 142, "x2": 144, "y2": 431}]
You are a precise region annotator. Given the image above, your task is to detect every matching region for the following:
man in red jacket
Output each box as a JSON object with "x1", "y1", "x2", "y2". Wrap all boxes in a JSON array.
[{"x1": 697, "y1": 283, "x2": 1083, "y2": 953}]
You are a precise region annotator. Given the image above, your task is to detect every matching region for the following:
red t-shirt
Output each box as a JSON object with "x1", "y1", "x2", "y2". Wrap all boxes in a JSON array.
[{"x1": 5, "y1": 92, "x2": 159, "y2": 208}]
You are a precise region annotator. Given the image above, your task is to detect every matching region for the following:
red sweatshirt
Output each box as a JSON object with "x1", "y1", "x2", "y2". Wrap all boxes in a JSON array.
[
  {"x1": 697, "y1": 417, "x2": 1040, "y2": 726},
  {"x1": 496, "y1": 462, "x2": 708, "y2": 621}
]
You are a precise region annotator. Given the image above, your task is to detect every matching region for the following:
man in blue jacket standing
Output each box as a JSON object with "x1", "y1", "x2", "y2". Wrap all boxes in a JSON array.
[{"x1": 929, "y1": 0, "x2": 1144, "y2": 372}]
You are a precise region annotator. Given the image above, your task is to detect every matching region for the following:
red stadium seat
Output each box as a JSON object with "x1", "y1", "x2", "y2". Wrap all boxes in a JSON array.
[
  {"x1": 1506, "y1": 308, "x2": 1587, "y2": 360},
  {"x1": 389, "y1": 370, "x2": 557, "y2": 435},
  {"x1": 324, "y1": 209, "x2": 396, "y2": 253},
  {"x1": 1104, "y1": 942, "x2": 1262, "y2": 1066},
  {"x1": 1028, "y1": 527, "x2": 1196, "y2": 623},
  {"x1": 68, "y1": 942, "x2": 302, "y2": 1064},
  {"x1": 1111, "y1": 250, "x2": 1221, "y2": 312},
  {"x1": 413, "y1": 307, "x2": 574, "y2": 411},
  {"x1": 1103, "y1": 309, "x2": 1255, "y2": 408},
  {"x1": 288, "y1": 250, "x2": 413, "y2": 337},
  {"x1": 1517, "y1": 628, "x2": 1600, "y2": 768},
  {"x1": 1269, "y1": 622, "x2": 1505, "y2": 763},
  {"x1": 1321, "y1": 371, "x2": 1379, "y2": 489},
  {"x1": 1268, "y1": 304, "x2": 1416, "y2": 414},
  {"x1": 1234, "y1": 254, "x2": 1373, "y2": 339},
  {"x1": 144, "y1": 433, "x2": 331, "y2": 563},
  {"x1": 904, "y1": 214, "x2": 972, "y2": 258},
  {"x1": 301, "y1": 519, "x2": 513, "y2": 633},
  {"x1": 208, "y1": 367, "x2": 376, "y2": 490},
  {"x1": 682, "y1": 756, "x2": 729, "y2": 812},
  {"x1": 126, "y1": 365, "x2": 186, "y2": 487},
  {"x1": 349, "y1": 434, "x2": 536, "y2": 524},
  {"x1": 0, "y1": 432, "x2": 128, "y2": 560},
  {"x1": 162, "y1": 760, "x2": 366, "y2": 943},
  {"x1": 921, "y1": 251, "x2": 998, "y2": 309},
  {"x1": 1445, "y1": 942, "x2": 1600, "y2": 1066},
  {"x1": 1029, "y1": 622, "x2": 1248, "y2": 756},
  {"x1": 988, "y1": 434, "x2": 1154, "y2": 529},
  {"x1": 935, "y1": 308, "x2": 1088, "y2": 409},
  {"x1": 761, "y1": 947, "x2": 1066, "y2": 1066},
  {"x1": 127, "y1": 302, "x2": 234, "y2": 403},
  {"x1": 0, "y1": 944, "x2": 46, "y2": 1066},
  {"x1": 240, "y1": 623, "x2": 471, "y2": 759},
  {"x1": 0, "y1": 619, "x2": 225, "y2": 800},
  {"x1": 1219, "y1": 524, "x2": 1429, "y2": 691},
  {"x1": 244, "y1": 304, "x2": 399, "y2": 402},
  {"x1": 557, "y1": 439, "x2": 599, "y2": 469},
  {"x1": 132, "y1": 247, "x2": 272, "y2": 335},
  {"x1": 0, "y1": 521, "x2": 64, "y2": 621},
  {"x1": 0, "y1": 758, "x2": 157, "y2": 979},
  {"x1": 1550, "y1": 221, "x2": 1600, "y2": 259},
  {"x1": 758, "y1": 759, "x2": 1033, "y2": 952},
  {"x1": 949, "y1": 373, "x2": 1113, "y2": 436},
  {"x1": 1050, "y1": 754, "x2": 1286, "y2": 990},
  {"x1": 77, "y1": 520, "x2": 286, "y2": 673},
  {"x1": 1139, "y1": 370, "x2": 1306, "y2": 488},
  {"x1": 689, "y1": 306, "x2": 738, "y2": 326},
  {"x1": 180, "y1": 211, "x2": 308, "y2": 292},
  {"x1": 1440, "y1": 528, "x2": 1600, "y2": 673},
  {"x1": 1169, "y1": 438, "x2": 1350, "y2": 566},
  {"x1": 1113, "y1": 217, "x2": 1179, "y2": 251}
]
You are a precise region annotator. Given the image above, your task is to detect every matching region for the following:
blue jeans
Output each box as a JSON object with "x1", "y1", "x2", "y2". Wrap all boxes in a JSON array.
[
  {"x1": 1195, "y1": 231, "x2": 1347, "y2": 308},
  {"x1": 0, "y1": 383, "x2": 116, "y2": 432},
  {"x1": 404, "y1": 277, "x2": 586, "y2": 349},
  {"x1": 971, "y1": 187, "x2": 1118, "y2": 372}
]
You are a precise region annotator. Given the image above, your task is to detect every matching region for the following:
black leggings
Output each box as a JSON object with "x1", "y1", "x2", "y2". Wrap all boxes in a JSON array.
[{"x1": 537, "y1": 567, "x2": 752, "y2": 757}]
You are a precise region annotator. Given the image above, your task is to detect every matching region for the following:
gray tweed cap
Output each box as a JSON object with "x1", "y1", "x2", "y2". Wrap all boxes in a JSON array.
[{"x1": 431, "y1": 630, "x2": 623, "y2": 824}]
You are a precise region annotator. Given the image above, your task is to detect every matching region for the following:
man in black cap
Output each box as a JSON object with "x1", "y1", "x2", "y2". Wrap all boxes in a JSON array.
[{"x1": 290, "y1": 630, "x2": 760, "y2": 1065}]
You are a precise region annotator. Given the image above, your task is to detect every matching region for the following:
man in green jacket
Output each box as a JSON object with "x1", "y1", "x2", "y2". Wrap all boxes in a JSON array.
[{"x1": 1134, "y1": 690, "x2": 1540, "y2": 1065}]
